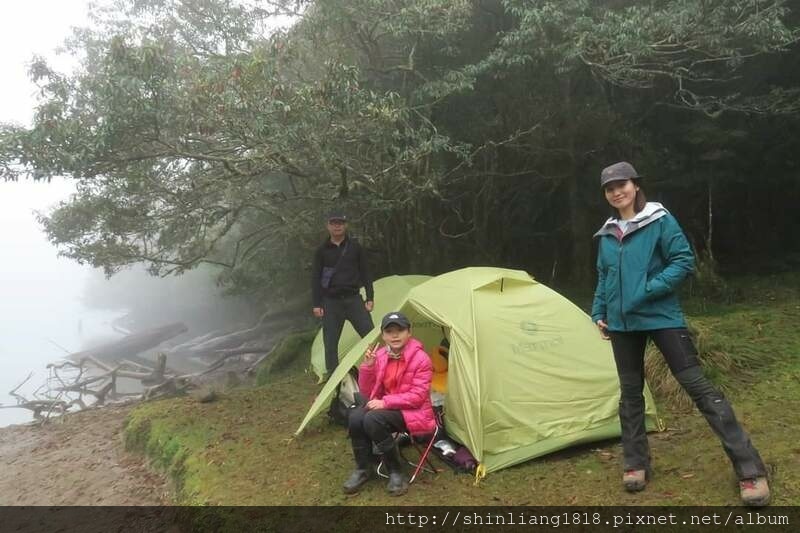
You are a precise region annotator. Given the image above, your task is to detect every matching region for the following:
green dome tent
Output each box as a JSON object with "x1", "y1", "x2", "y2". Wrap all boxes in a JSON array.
[
  {"x1": 298, "y1": 267, "x2": 662, "y2": 476},
  {"x1": 310, "y1": 274, "x2": 432, "y2": 379}
]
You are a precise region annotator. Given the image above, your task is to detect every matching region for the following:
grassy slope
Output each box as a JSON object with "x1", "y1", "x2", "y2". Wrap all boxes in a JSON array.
[{"x1": 124, "y1": 274, "x2": 800, "y2": 506}]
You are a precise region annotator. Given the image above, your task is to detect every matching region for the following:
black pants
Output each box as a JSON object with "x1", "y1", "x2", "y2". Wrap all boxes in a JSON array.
[
  {"x1": 348, "y1": 407, "x2": 406, "y2": 453},
  {"x1": 609, "y1": 328, "x2": 767, "y2": 480},
  {"x1": 322, "y1": 294, "x2": 374, "y2": 373}
]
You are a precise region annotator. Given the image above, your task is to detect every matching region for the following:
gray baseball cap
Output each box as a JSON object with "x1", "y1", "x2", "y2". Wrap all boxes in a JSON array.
[
  {"x1": 381, "y1": 311, "x2": 411, "y2": 330},
  {"x1": 600, "y1": 161, "x2": 642, "y2": 188},
  {"x1": 326, "y1": 210, "x2": 348, "y2": 222}
]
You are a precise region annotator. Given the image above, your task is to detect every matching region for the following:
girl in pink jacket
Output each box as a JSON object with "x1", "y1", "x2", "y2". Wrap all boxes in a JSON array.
[{"x1": 342, "y1": 311, "x2": 436, "y2": 496}]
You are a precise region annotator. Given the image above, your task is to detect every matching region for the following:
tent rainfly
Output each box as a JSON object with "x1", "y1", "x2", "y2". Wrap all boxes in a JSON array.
[{"x1": 298, "y1": 267, "x2": 662, "y2": 477}]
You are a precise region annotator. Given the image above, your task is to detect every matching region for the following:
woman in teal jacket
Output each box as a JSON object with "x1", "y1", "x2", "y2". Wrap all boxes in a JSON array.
[{"x1": 591, "y1": 161, "x2": 769, "y2": 506}]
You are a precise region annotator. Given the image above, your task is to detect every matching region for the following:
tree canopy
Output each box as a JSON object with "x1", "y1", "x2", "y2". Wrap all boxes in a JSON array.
[{"x1": 2, "y1": 0, "x2": 799, "y2": 301}]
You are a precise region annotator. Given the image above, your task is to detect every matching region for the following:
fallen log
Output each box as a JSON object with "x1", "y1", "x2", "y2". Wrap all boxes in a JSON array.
[
  {"x1": 164, "y1": 329, "x2": 223, "y2": 356},
  {"x1": 164, "y1": 305, "x2": 302, "y2": 360},
  {"x1": 68, "y1": 322, "x2": 188, "y2": 366},
  {"x1": 164, "y1": 323, "x2": 268, "y2": 359},
  {"x1": 8, "y1": 355, "x2": 177, "y2": 421},
  {"x1": 5, "y1": 306, "x2": 305, "y2": 423},
  {"x1": 199, "y1": 341, "x2": 278, "y2": 376},
  {"x1": 162, "y1": 310, "x2": 304, "y2": 376},
  {"x1": 213, "y1": 346, "x2": 274, "y2": 358},
  {"x1": 143, "y1": 376, "x2": 192, "y2": 400}
]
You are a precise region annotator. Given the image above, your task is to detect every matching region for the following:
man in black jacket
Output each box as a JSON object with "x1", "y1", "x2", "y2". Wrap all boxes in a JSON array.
[{"x1": 312, "y1": 211, "x2": 374, "y2": 375}]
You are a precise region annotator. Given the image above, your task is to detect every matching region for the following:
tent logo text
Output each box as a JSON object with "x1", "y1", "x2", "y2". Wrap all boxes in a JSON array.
[
  {"x1": 519, "y1": 321, "x2": 538, "y2": 335},
  {"x1": 512, "y1": 337, "x2": 565, "y2": 354}
]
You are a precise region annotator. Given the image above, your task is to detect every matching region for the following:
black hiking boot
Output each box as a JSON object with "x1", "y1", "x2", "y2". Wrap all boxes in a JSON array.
[
  {"x1": 342, "y1": 444, "x2": 376, "y2": 495},
  {"x1": 379, "y1": 440, "x2": 409, "y2": 496},
  {"x1": 343, "y1": 469, "x2": 373, "y2": 494}
]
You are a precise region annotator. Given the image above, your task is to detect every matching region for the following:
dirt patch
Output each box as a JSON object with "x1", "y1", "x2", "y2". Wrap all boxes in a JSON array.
[{"x1": 0, "y1": 404, "x2": 171, "y2": 505}]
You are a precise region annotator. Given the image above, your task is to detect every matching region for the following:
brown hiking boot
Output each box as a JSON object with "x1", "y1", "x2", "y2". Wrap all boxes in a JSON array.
[
  {"x1": 623, "y1": 469, "x2": 647, "y2": 492},
  {"x1": 740, "y1": 477, "x2": 770, "y2": 506}
]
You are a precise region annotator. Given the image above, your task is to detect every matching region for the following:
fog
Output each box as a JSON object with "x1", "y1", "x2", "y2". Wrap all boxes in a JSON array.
[
  {"x1": 0, "y1": 179, "x2": 112, "y2": 426},
  {"x1": 0, "y1": 178, "x2": 257, "y2": 427},
  {"x1": 0, "y1": 1, "x2": 97, "y2": 426},
  {"x1": 82, "y1": 265, "x2": 256, "y2": 337},
  {"x1": 0, "y1": 1, "x2": 256, "y2": 426}
]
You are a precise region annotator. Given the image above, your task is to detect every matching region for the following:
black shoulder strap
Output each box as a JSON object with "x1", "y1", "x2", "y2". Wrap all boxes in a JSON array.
[{"x1": 327, "y1": 239, "x2": 350, "y2": 278}]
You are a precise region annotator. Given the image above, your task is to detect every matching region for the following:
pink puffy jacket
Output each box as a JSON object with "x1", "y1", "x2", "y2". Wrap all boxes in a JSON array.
[{"x1": 358, "y1": 338, "x2": 437, "y2": 436}]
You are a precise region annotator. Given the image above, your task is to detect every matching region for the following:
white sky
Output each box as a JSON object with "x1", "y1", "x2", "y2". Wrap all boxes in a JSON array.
[
  {"x1": 0, "y1": 0, "x2": 95, "y2": 306},
  {"x1": 0, "y1": 1, "x2": 104, "y2": 425},
  {"x1": 0, "y1": 0, "x2": 93, "y2": 126}
]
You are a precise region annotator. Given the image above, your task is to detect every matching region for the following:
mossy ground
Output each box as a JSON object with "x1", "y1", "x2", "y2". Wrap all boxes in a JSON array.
[{"x1": 124, "y1": 274, "x2": 800, "y2": 506}]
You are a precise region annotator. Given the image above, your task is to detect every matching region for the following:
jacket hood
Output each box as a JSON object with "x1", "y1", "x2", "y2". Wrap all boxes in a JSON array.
[{"x1": 594, "y1": 202, "x2": 668, "y2": 238}]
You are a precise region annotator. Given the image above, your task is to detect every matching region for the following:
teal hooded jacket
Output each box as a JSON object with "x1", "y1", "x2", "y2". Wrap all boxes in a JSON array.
[{"x1": 591, "y1": 202, "x2": 694, "y2": 332}]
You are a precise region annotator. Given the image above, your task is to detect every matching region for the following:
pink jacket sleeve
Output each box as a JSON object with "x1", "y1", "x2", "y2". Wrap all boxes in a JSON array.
[{"x1": 381, "y1": 352, "x2": 433, "y2": 410}]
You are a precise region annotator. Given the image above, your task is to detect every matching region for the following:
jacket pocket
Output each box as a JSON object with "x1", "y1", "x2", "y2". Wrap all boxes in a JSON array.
[
  {"x1": 644, "y1": 275, "x2": 671, "y2": 301},
  {"x1": 623, "y1": 271, "x2": 649, "y2": 314}
]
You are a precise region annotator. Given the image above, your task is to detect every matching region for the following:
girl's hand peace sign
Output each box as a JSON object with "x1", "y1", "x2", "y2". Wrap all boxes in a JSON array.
[{"x1": 363, "y1": 343, "x2": 379, "y2": 366}]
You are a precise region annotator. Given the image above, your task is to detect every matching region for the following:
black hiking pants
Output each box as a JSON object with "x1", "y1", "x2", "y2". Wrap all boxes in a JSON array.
[
  {"x1": 348, "y1": 407, "x2": 407, "y2": 467},
  {"x1": 322, "y1": 294, "x2": 374, "y2": 373},
  {"x1": 609, "y1": 327, "x2": 767, "y2": 481}
]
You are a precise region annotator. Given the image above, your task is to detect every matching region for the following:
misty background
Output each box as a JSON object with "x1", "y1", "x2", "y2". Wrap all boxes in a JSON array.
[
  {"x1": 0, "y1": 1, "x2": 253, "y2": 427},
  {"x1": 0, "y1": 179, "x2": 113, "y2": 426},
  {"x1": 0, "y1": 180, "x2": 254, "y2": 430}
]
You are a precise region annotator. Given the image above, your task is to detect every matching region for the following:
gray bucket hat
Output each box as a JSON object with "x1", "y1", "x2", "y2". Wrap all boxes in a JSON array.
[{"x1": 600, "y1": 161, "x2": 642, "y2": 188}]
